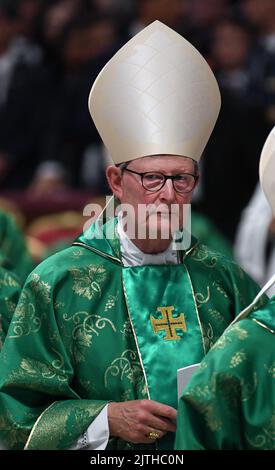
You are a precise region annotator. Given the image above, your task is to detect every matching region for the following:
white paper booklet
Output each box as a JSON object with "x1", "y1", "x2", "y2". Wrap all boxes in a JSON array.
[{"x1": 177, "y1": 363, "x2": 200, "y2": 399}]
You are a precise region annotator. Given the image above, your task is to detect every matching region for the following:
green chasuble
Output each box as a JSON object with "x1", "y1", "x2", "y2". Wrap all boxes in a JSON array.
[
  {"x1": 191, "y1": 211, "x2": 233, "y2": 259},
  {"x1": 175, "y1": 296, "x2": 275, "y2": 450},
  {"x1": 0, "y1": 266, "x2": 21, "y2": 350},
  {"x1": 0, "y1": 218, "x2": 262, "y2": 450}
]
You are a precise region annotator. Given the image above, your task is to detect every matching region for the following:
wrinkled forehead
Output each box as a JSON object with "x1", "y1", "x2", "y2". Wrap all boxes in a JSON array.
[{"x1": 127, "y1": 154, "x2": 196, "y2": 171}]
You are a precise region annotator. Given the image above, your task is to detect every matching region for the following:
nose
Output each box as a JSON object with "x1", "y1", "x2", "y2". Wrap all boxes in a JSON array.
[{"x1": 159, "y1": 178, "x2": 177, "y2": 203}]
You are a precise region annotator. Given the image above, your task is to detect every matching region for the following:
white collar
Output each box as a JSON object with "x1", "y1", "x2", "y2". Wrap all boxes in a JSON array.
[{"x1": 116, "y1": 212, "x2": 179, "y2": 266}]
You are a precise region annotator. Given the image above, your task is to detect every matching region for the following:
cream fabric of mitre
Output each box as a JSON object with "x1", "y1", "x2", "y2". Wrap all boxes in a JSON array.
[
  {"x1": 88, "y1": 20, "x2": 221, "y2": 164},
  {"x1": 259, "y1": 126, "x2": 275, "y2": 217}
]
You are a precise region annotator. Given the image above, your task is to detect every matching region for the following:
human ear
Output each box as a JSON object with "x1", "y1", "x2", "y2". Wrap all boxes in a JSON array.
[{"x1": 106, "y1": 166, "x2": 123, "y2": 200}]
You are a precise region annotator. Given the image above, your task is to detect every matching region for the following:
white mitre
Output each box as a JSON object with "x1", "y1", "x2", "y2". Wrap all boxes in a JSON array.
[
  {"x1": 88, "y1": 20, "x2": 221, "y2": 164},
  {"x1": 259, "y1": 126, "x2": 275, "y2": 216}
]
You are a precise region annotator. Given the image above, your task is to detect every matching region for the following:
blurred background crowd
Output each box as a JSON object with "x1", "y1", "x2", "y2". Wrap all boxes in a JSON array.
[{"x1": 0, "y1": 0, "x2": 275, "y2": 293}]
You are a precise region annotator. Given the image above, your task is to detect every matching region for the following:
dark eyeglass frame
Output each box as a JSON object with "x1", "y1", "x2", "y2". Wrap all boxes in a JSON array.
[{"x1": 122, "y1": 168, "x2": 198, "y2": 194}]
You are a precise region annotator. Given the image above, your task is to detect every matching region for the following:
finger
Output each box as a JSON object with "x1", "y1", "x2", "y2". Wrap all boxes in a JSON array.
[
  {"x1": 150, "y1": 402, "x2": 177, "y2": 421},
  {"x1": 143, "y1": 427, "x2": 166, "y2": 443},
  {"x1": 146, "y1": 415, "x2": 176, "y2": 433},
  {"x1": 142, "y1": 411, "x2": 177, "y2": 432}
]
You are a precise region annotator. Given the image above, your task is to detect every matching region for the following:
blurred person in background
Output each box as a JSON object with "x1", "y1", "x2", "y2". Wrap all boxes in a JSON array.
[
  {"x1": 184, "y1": 0, "x2": 230, "y2": 58},
  {"x1": 235, "y1": 181, "x2": 275, "y2": 297},
  {"x1": 40, "y1": 0, "x2": 82, "y2": 66},
  {"x1": 129, "y1": 0, "x2": 186, "y2": 36},
  {"x1": 193, "y1": 2, "x2": 269, "y2": 242},
  {"x1": 0, "y1": 0, "x2": 54, "y2": 189},
  {"x1": 31, "y1": 14, "x2": 122, "y2": 195},
  {"x1": 241, "y1": 0, "x2": 275, "y2": 126},
  {"x1": 211, "y1": 18, "x2": 253, "y2": 99},
  {"x1": 193, "y1": 86, "x2": 268, "y2": 242},
  {"x1": 16, "y1": 0, "x2": 45, "y2": 44},
  {"x1": 92, "y1": 0, "x2": 134, "y2": 20}
]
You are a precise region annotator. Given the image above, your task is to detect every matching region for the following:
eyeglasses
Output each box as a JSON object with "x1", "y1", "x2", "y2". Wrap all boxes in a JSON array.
[{"x1": 122, "y1": 168, "x2": 198, "y2": 194}]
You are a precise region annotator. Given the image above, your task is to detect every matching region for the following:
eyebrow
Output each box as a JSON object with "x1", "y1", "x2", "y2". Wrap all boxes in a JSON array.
[{"x1": 128, "y1": 168, "x2": 195, "y2": 174}]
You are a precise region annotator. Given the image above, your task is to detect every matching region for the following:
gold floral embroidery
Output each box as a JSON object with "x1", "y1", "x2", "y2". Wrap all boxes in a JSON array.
[
  {"x1": 202, "y1": 322, "x2": 215, "y2": 352},
  {"x1": 10, "y1": 349, "x2": 68, "y2": 386},
  {"x1": 264, "y1": 362, "x2": 275, "y2": 378},
  {"x1": 27, "y1": 401, "x2": 108, "y2": 450},
  {"x1": 191, "y1": 245, "x2": 218, "y2": 268},
  {"x1": 104, "y1": 291, "x2": 119, "y2": 312},
  {"x1": 112, "y1": 227, "x2": 121, "y2": 259},
  {"x1": 121, "y1": 389, "x2": 133, "y2": 401},
  {"x1": 120, "y1": 320, "x2": 132, "y2": 338},
  {"x1": 211, "y1": 323, "x2": 248, "y2": 351},
  {"x1": 29, "y1": 273, "x2": 51, "y2": 304},
  {"x1": 232, "y1": 283, "x2": 249, "y2": 308},
  {"x1": 63, "y1": 311, "x2": 116, "y2": 362},
  {"x1": 54, "y1": 300, "x2": 66, "y2": 310},
  {"x1": 232, "y1": 324, "x2": 250, "y2": 340},
  {"x1": 229, "y1": 350, "x2": 246, "y2": 368},
  {"x1": 140, "y1": 378, "x2": 148, "y2": 397},
  {"x1": 0, "y1": 272, "x2": 20, "y2": 289},
  {"x1": 185, "y1": 371, "x2": 246, "y2": 433},
  {"x1": 0, "y1": 411, "x2": 30, "y2": 449},
  {"x1": 104, "y1": 349, "x2": 142, "y2": 388},
  {"x1": 8, "y1": 291, "x2": 43, "y2": 339},
  {"x1": 246, "y1": 413, "x2": 275, "y2": 449},
  {"x1": 78, "y1": 379, "x2": 97, "y2": 395},
  {"x1": 195, "y1": 286, "x2": 210, "y2": 307},
  {"x1": 213, "y1": 281, "x2": 229, "y2": 299},
  {"x1": 72, "y1": 249, "x2": 84, "y2": 259},
  {"x1": 70, "y1": 265, "x2": 107, "y2": 300},
  {"x1": 208, "y1": 308, "x2": 227, "y2": 327},
  {"x1": 4, "y1": 298, "x2": 17, "y2": 315}
]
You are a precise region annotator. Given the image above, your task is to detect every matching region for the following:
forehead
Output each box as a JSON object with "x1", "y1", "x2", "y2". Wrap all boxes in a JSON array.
[{"x1": 129, "y1": 155, "x2": 196, "y2": 172}]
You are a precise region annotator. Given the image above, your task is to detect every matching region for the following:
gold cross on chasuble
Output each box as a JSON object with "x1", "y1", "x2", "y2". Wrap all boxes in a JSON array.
[{"x1": 150, "y1": 306, "x2": 187, "y2": 341}]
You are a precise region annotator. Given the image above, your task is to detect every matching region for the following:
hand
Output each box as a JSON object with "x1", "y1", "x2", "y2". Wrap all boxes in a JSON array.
[{"x1": 108, "y1": 399, "x2": 177, "y2": 444}]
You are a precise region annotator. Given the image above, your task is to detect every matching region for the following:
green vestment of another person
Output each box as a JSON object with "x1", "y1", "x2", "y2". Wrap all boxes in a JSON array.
[
  {"x1": 175, "y1": 296, "x2": 275, "y2": 450},
  {"x1": 0, "y1": 266, "x2": 21, "y2": 351},
  {"x1": 0, "y1": 218, "x2": 262, "y2": 450},
  {"x1": 0, "y1": 210, "x2": 34, "y2": 283}
]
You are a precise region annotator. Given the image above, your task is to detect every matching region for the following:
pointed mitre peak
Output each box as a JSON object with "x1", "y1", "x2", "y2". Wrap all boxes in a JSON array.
[{"x1": 88, "y1": 20, "x2": 221, "y2": 164}]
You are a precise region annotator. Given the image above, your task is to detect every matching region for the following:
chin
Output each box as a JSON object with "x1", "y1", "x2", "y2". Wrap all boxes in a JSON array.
[{"x1": 147, "y1": 219, "x2": 174, "y2": 241}]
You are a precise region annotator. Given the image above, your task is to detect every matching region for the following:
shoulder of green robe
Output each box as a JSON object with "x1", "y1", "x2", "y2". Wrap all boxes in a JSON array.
[
  {"x1": 187, "y1": 241, "x2": 234, "y2": 264},
  {"x1": 185, "y1": 241, "x2": 262, "y2": 306},
  {"x1": 186, "y1": 241, "x2": 244, "y2": 275},
  {"x1": 250, "y1": 296, "x2": 275, "y2": 334},
  {"x1": 74, "y1": 217, "x2": 121, "y2": 262},
  {"x1": 24, "y1": 241, "x2": 120, "y2": 289},
  {"x1": 183, "y1": 316, "x2": 272, "y2": 392}
]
